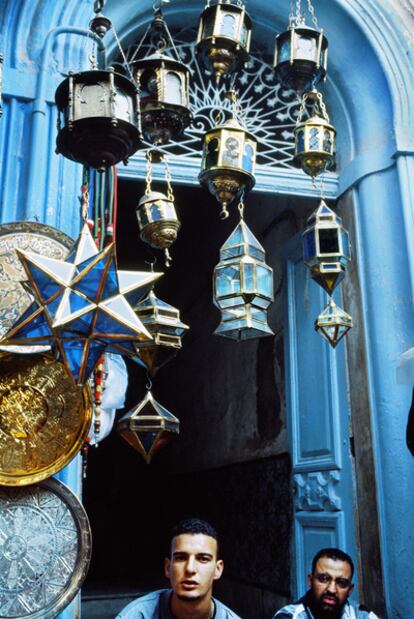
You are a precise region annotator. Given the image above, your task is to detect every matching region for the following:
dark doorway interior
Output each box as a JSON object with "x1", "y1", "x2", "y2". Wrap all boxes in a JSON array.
[{"x1": 82, "y1": 179, "x2": 312, "y2": 618}]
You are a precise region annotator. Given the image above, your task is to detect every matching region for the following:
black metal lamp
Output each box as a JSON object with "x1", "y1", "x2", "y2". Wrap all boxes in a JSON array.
[{"x1": 196, "y1": 0, "x2": 252, "y2": 83}]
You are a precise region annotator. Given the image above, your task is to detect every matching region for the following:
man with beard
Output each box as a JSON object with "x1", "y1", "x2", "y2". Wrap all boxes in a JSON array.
[
  {"x1": 272, "y1": 548, "x2": 380, "y2": 619},
  {"x1": 115, "y1": 518, "x2": 241, "y2": 619}
]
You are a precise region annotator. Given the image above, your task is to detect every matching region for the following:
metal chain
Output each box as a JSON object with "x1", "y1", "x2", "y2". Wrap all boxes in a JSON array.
[
  {"x1": 111, "y1": 24, "x2": 135, "y2": 82},
  {"x1": 296, "y1": 90, "x2": 329, "y2": 123},
  {"x1": 238, "y1": 200, "x2": 245, "y2": 220},
  {"x1": 316, "y1": 91, "x2": 329, "y2": 121},
  {"x1": 145, "y1": 151, "x2": 153, "y2": 195},
  {"x1": 163, "y1": 155, "x2": 174, "y2": 201},
  {"x1": 306, "y1": 0, "x2": 320, "y2": 30}
]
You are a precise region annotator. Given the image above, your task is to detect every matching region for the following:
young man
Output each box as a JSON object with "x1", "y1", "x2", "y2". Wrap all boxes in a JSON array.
[
  {"x1": 273, "y1": 548, "x2": 380, "y2": 619},
  {"x1": 116, "y1": 518, "x2": 241, "y2": 619}
]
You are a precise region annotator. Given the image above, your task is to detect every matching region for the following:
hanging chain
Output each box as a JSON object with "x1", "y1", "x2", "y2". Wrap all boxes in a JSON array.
[
  {"x1": 306, "y1": 0, "x2": 320, "y2": 30},
  {"x1": 111, "y1": 24, "x2": 135, "y2": 82},
  {"x1": 238, "y1": 200, "x2": 245, "y2": 220},
  {"x1": 145, "y1": 150, "x2": 153, "y2": 195},
  {"x1": 296, "y1": 89, "x2": 329, "y2": 123},
  {"x1": 163, "y1": 155, "x2": 174, "y2": 201}
]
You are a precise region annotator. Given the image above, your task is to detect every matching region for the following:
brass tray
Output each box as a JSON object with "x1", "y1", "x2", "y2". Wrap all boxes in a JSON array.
[
  {"x1": 0, "y1": 354, "x2": 92, "y2": 486},
  {"x1": 0, "y1": 221, "x2": 73, "y2": 353},
  {"x1": 0, "y1": 477, "x2": 92, "y2": 618}
]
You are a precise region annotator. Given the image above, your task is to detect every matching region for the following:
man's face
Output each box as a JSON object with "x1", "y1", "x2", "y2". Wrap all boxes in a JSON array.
[
  {"x1": 164, "y1": 533, "x2": 224, "y2": 602},
  {"x1": 308, "y1": 556, "x2": 354, "y2": 616}
]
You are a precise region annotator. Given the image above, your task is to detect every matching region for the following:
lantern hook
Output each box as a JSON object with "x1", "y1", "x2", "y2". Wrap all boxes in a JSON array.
[
  {"x1": 145, "y1": 373, "x2": 153, "y2": 390},
  {"x1": 220, "y1": 203, "x2": 230, "y2": 220}
]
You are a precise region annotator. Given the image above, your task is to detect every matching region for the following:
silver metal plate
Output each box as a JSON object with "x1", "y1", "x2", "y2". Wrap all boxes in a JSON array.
[{"x1": 0, "y1": 477, "x2": 92, "y2": 618}]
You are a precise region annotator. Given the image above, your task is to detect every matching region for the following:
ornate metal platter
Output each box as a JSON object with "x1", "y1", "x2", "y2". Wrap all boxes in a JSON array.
[
  {"x1": 0, "y1": 477, "x2": 92, "y2": 618},
  {"x1": 0, "y1": 221, "x2": 73, "y2": 353},
  {"x1": 0, "y1": 354, "x2": 92, "y2": 486}
]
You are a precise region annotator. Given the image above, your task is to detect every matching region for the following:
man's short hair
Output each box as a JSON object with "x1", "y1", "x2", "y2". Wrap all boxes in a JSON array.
[
  {"x1": 311, "y1": 548, "x2": 354, "y2": 578},
  {"x1": 169, "y1": 518, "x2": 220, "y2": 556}
]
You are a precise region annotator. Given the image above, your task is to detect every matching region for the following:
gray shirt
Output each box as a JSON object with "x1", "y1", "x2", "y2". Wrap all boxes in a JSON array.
[{"x1": 116, "y1": 589, "x2": 242, "y2": 619}]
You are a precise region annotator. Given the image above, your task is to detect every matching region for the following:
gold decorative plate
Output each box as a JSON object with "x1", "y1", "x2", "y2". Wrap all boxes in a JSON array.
[
  {"x1": 0, "y1": 354, "x2": 92, "y2": 486},
  {"x1": 0, "y1": 221, "x2": 73, "y2": 353},
  {"x1": 0, "y1": 477, "x2": 92, "y2": 618}
]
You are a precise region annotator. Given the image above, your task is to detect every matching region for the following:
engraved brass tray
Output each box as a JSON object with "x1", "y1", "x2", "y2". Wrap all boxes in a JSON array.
[
  {"x1": 0, "y1": 221, "x2": 73, "y2": 353},
  {"x1": 0, "y1": 477, "x2": 92, "y2": 618},
  {"x1": 0, "y1": 354, "x2": 92, "y2": 486}
]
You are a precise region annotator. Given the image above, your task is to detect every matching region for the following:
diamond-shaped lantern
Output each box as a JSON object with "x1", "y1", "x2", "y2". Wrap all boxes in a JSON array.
[
  {"x1": 118, "y1": 390, "x2": 179, "y2": 463},
  {"x1": 134, "y1": 289, "x2": 189, "y2": 376},
  {"x1": 315, "y1": 298, "x2": 352, "y2": 348},
  {"x1": 303, "y1": 200, "x2": 351, "y2": 294},
  {"x1": 199, "y1": 117, "x2": 256, "y2": 219},
  {"x1": 213, "y1": 219, "x2": 274, "y2": 340},
  {"x1": 294, "y1": 90, "x2": 335, "y2": 177},
  {"x1": 55, "y1": 68, "x2": 141, "y2": 171},
  {"x1": 196, "y1": 0, "x2": 252, "y2": 83},
  {"x1": 274, "y1": 24, "x2": 328, "y2": 93},
  {"x1": 132, "y1": 51, "x2": 192, "y2": 145}
]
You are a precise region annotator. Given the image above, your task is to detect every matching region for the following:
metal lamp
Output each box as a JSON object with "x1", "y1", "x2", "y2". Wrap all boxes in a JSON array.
[
  {"x1": 213, "y1": 217, "x2": 274, "y2": 340},
  {"x1": 133, "y1": 289, "x2": 189, "y2": 376},
  {"x1": 303, "y1": 200, "x2": 351, "y2": 295},
  {"x1": 294, "y1": 90, "x2": 335, "y2": 177},
  {"x1": 118, "y1": 390, "x2": 179, "y2": 463},
  {"x1": 196, "y1": 0, "x2": 252, "y2": 83},
  {"x1": 315, "y1": 298, "x2": 352, "y2": 348},
  {"x1": 199, "y1": 110, "x2": 257, "y2": 219}
]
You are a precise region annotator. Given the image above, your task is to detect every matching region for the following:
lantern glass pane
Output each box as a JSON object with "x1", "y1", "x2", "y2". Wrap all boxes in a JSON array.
[
  {"x1": 243, "y1": 262, "x2": 255, "y2": 293},
  {"x1": 165, "y1": 72, "x2": 182, "y2": 105},
  {"x1": 256, "y1": 264, "x2": 273, "y2": 297},
  {"x1": 242, "y1": 143, "x2": 254, "y2": 174},
  {"x1": 140, "y1": 70, "x2": 158, "y2": 98},
  {"x1": 296, "y1": 129, "x2": 305, "y2": 154},
  {"x1": 303, "y1": 230, "x2": 316, "y2": 260},
  {"x1": 205, "y1": 137, "x2": 220, "y2": 169},
  {"x1": 319, "y1": 228, "x2": 339, "y2": 254},
  {"x1": 294, "y1": 35, "x2": 317, "y2": 61},
  {"x1": 342, "y1": 230, "x2": 350, "y2": 259},
  {"x1": 278, "y1": 38, "x2": 291, "y2": 63},
  {"x1": 240, "y1": 22, "x2": 248, "y2": 47},
  {"x1": 323, "y1": 130, "x2": 332, "y2": 154},
  {"x1": 222, "y1": 136, "x2": 241, "y2": 167},
  {"x1": 77, "y1": 83, "x2": 107, "y2": 118},
  {"x1": 251, "y1": 307, "x2": 266, "y2": 321},
  {"x1": 149, "y1": 202, "x2": 164, "y2": 221},
  {"x1": 203, "y1": 14, "x2": 215, "y2": 38},
  {"x1": 253, "y1": 296, "x2": 270, "y2": 309},
  {"x1": 220, "y1": 12, "x2": 237, "y2": 38},
  {"x1": 216, "y1": 265, "x2": 241, "y2": 297},
  {"x1": 309, "y1": 127, "x2": 320, "y2": 150}
]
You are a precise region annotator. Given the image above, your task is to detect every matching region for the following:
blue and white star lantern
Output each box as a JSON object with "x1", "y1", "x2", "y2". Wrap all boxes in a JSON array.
[{"x1": 0, "y1": 224, "x2": 162, "y2": 386}]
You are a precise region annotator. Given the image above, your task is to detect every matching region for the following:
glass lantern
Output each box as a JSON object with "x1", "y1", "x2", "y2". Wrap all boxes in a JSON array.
[
  {"x1": 274, "y1": 24, "x2": 328, "y2": 93},
  {"x1": 55, "y1": 69, "x2": 141, "y2": 171},
  {"x1": 136, "y1": 191, "x2": 181, "y2": 254},
  {"x1": 213, "y1": 219, "x2": 274, "y2": 340},
  {"x1": 315, "y1": 298, "x2": 352, "y2": 348},
  {"x1": 133, "y1": 289, "x2": 189, "y2": 376},
  {"x1": 132, "y1": 51, "x2": 192, "y2": 144},
  {"x1": 196, "y1": 0, "x2": 252, "y2": 82},
  {"x1": 303, "y1": 200, "x2": 351, "y2": 294},
  {"x1": 199, "y1": 117, "x2": 257, "y2": 218},
  {"x1": 118, "y1": 390, "x2": 179, "y2": 463}
]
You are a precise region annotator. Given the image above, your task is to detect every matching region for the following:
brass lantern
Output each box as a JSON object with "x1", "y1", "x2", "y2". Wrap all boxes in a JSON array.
[
  {"x1": 303, "y1": 200, "x2": 351, "y2": 294},
  {"x1": 213, "y1": 215, "x2": 274, "y2": 340},
  {"x1": 55, "y1": 68, "x2": 141, "y2": 171},
  {"x1": 118, "y1": 390, "x2": 179, "y2": 463},
  {"x1": 294, "y1": 90, "x2": 335, "y2": 177},
  {"x1": 132, "y1": 51, "x2": 192, "y2": 144},
  {"x1": 134, "y1": 289, "x2": 189, "y2": 376},
  {"x1": 196, "y1": 0, "x2": 252, "y2": 83},
  {"x1": 315, "y1": 298, "x2": 352, "y2": 348},
  {"x1": 136, "y1": 150, "x2": 180, "y2": 266},
  {"x1": 199, "y1": 110, "x2": 257, "y2": 219}
]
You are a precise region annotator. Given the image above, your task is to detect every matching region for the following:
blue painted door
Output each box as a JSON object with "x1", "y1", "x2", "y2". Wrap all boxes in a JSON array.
[{"x1": 284, "y1": 232, "x2": 358, "y2": 596}]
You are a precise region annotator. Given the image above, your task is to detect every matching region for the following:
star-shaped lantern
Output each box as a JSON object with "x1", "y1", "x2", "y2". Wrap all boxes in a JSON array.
[{"x1": 0, "y1": 225, "x2": 162, "y2": 385}]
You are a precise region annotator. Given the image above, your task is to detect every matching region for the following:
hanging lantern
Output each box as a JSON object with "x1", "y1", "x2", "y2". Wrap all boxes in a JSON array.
[
  {"x1": 315, "y1": 297, "x2": 352, "y2": 348},
  {"x1": 213, "y1": 211, "x2": 274, "y2": 340},
  {"x1": 294, "y1": 90, "x2": 335, "y2": 177},
  {"x1": 55, "y1": 68, "x2": 141, "y2": 171},
  {"x1": 118, "y1": 390, "x2": 179, "y2": 463},
  {"x1": 131, "y1": 8, "x2": 192, "y2": 145},
  {"x1": 134, "y1": 289, "x2": 189, "y2": 376},
  {"x1": 199, "y1": 94, "x2": 256, "y2": 218},
  {"x1": 196, "y1": 0, "x2": 252, "y2": 83},
  {"x1": 274, "y1": 0, "x2": 328, "y2": 93},
  {"x1": 136, "y1": 150, "x2": 180, "y2": 265},
  {"x1": 303, "y1": 200, "x2": 351, "y2": 294}
]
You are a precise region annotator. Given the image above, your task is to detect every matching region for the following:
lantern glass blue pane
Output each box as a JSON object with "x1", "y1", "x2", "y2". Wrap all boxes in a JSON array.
[
  {"x1": 342, "y1": 230, "x2": 350, "y2": 259},
  {"x1": 220, "y1": 12, "x2": 236, "y2": 38},
  {"x1": 24, "y1": 262, "x2": 62, "y2": 301},
  {"x1": 240, "y1": 22, "x2": 248, "y2": 47},
  {"x1": 309, "y1": 127, "x2": 320, "y2": 150},
  {"x1": 295, "y1": 35, "x2": 316, "y2": 60},
  {"x1": 203, "y1": 13, "x2": 215, "y2": 37},
  {"x1": 278, "y1": 37, "x2": 291, "y2": 63},
  {"x1": 296, "y1": 129, "x2": 305, "y2": 154},
  {"x1": 323, "y1": 130, "x2": 332, "y2": 153},
  {"x1": 242, "y1": 144, "x2": 254, "y2": 174},
  {"x1": 216, "y1": 265, "x2": 241, "y2": 297},
  {"x1": 257, "y1": 264, "x2": 273, "y2": 297},
  {"x1": 150, "y1": 202, "x2": 163, "y2": 221},
  {"x1": 319, "y1": 228, "x2": 339, "y2": 254},
  {"x1": 253, "y1": 296, "x2": 271, "y2": 309},
  {"x1": 303, "y1": 230, "x2": 316, "y2": 260},
  {"x1": 138, "y1": 431, "x2": 159, "y2": 453},
  {"x1": 138, "y1": 208, "x2": 150, "y2": 226},
  {"x1": 243, "y1": 262, "x2": 255, "y2": 293},
  {"x1": 165, "y1": 72, "x2": 182, "y2": 105},
  {"x1": 251, "y1": 307, "x2": 266, "y2": 321}
]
